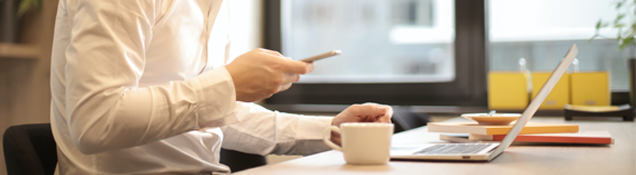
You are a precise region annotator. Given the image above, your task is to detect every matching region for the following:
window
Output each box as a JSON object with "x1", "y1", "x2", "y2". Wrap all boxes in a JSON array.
[
  {"x1": 265, "y1": 0, "x2": 489, "y2": 106},
  {"x1": 489, "y1": 0, "x2": 633, "y2": 91},
  {"x1": 392, "y1": 0, "x2": 434, "y2": 26},
  {"x1": 281, "y1": 0, "x2": 455, "y2": 83}
]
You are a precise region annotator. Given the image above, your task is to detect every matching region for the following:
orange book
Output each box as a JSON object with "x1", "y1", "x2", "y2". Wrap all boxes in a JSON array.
[
  {"x1": 427, "y1": 122, "x2": 579, "y2": 135},
  {"x1": 468, "y1": 131, "x2": 612, "y2": 144}
]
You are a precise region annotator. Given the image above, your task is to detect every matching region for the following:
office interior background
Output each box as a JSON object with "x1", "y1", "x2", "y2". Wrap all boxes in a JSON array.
[
  {"x1": 0, "y1": 0, "x2": 633, "y2": 174},
  {"x1": 285, "y1": 0, "x2": 629, "y2": 87},
  {"x1": 268, "y1": 0, "x2": 632, "y2": 106}
]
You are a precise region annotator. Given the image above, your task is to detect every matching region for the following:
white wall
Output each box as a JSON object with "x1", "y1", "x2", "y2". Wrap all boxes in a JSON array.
[
  {"x1": 228, "y1": 1, "x2": 304, "y2": 164},
  {"x1": 229, "y1": 0, "x2": 265, "y2": 59},
  {"x1": 489, "y1": 0, "x2": 621, "y2": 42}
]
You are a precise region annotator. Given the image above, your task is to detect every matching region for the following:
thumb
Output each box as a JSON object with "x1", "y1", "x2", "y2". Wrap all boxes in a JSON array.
[
  {"x1": 376, "y1": 106, "x2": 393, "y2": 123},
  {"x1": 350, "y1": 104, "x2": 388, "y2": 117},
  {"x1": 376, "y1": 106, "x2": 387, "y2": 114}
]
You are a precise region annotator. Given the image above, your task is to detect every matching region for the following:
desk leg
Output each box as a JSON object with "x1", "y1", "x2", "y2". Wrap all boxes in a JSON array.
[
  {"x1": 624, "y1": 110, "x2": 634, "y2": 121},
  {"x1": 564, "y1": 110, "x2": 573, "y2": 121}
]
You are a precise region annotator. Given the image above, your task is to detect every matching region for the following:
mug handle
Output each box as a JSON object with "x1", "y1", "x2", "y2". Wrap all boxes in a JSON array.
[{"x1": 322, "y1": 126, "x2": 342, "y2": 151}]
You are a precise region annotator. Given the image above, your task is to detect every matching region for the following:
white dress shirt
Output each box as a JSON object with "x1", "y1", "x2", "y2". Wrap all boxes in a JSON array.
[{"x1": 50, "y1": 0, "x2": 332, "y2": 174}]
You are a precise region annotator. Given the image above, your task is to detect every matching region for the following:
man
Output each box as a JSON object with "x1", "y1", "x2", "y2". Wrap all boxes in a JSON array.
[{"x1": 50, "y1": 0, "x2": 392, "y2": 174}]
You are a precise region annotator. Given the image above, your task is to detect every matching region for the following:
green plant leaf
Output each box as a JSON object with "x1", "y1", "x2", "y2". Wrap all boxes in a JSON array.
[
  {"x1": 625, "y1": 29, "x2": 636, "y2": 38},
  {"x1": 617, "y1": 2, "x2": 623, "y2": 9},
  {"x1": 35, "y1": 0, "x2": 42, "y2": 10},
  {"x1": 596, "y1": 20, "x2": 603, "y2": 29},
  {"x1": 588, "y1": 34, "x2": 599, "y2": 43},
  {"x1": 615, "y1": 14, "x2": 626, "y2": 24},
  {"x1": 619, "y1": 37, "x2": 633, "y2": 49},
  {"x1": 619, "y1": 27, "x2": 636, "y2": 49},
  {"x1": 615, "y1": 23, "x2": 626, "y2": 28},
  {"x1": 16, "y1": 2, "x2": 30, "y2": 18},
  {"x1": 16, "y1": 0, "x2": 41, "y2": 18}
]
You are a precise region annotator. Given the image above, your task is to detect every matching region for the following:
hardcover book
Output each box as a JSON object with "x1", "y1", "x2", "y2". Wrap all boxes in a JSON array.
[
  {"x1": 428, "y1": 122, "x2": 579, "y2": 135},
  {"x1": 468, "y1": 131, "x2": 612, "y2": 144}
]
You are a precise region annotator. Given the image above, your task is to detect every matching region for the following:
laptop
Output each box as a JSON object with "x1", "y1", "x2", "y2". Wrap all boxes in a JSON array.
[{"x1": 390, "y1": 44, "x2": 579, "y2": 161}]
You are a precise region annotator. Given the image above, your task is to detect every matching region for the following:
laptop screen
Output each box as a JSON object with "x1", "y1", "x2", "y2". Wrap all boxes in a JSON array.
[{"x1": 489, "y1": 44, "x2": 579, "y2": 159}]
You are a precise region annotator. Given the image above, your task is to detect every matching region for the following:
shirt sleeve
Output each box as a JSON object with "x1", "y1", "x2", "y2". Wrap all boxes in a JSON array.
[
  {"x1": 64, "y1": 0, "x2": 237, "y2": 155},
  {"x1": 220, "y1": 102, "x2": 333, "y2": 156}
]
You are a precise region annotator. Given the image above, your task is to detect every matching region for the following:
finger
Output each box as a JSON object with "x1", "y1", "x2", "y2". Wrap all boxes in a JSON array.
[
  {"x1": 385, "y1": 106, "x2": 394, "y2": 119},
  {"x1": 359, "y1": 103, "x2": 393, "y2": 122},
  {"x1": 283, "y1": 60, "x2": 311, "y2": 74},
  {"x1": 376, "y1": 106, "x2": 393, "y2": 123},
  {"x1": 281, "y1": 73, "x2": 300, "y2": 84},
  {"x1": 331, "y1": 131, "x2": 342, "y2": 146},
  {"x1": 306, "y1": 62, "x2": 315, "y2": 73},
  {"x1": 348, "y1": 104, "x2": 388, "y2": 118},
  {"x1": 362, "y1": 102, "x2": 384, "y2": 107},
  {"x1": 375, "y1": 116, "x2": 390, "y2": 123},
  {"x1": 278, "y1": 82, "x2": 293, "y2": 92},
  {"x1": 359, "y1": 103, "x2": 386, "y2": 112},
  {"x1": 361, "y1": 102, "x2": 390, "y2": 111},
  {"x1": 260, "y1": 48, "x2": 285, "y2": 57},
  {"x1": 290, "y1": 73, "x2": 301, "y2": 82}
]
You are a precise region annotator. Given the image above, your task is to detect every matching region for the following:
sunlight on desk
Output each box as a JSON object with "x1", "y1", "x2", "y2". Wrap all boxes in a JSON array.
[{"x1": 235, "y1": 117, "x2": 635, "y2": 175}]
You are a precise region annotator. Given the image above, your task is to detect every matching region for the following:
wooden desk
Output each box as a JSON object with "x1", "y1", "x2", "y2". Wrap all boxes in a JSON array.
[{"x1": 235, "y1": 117, "x2": 635, "y2": 175}]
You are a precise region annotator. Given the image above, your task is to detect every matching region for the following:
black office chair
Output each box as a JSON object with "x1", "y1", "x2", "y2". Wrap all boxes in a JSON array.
[
  {"x1": 3, "y1": 123, "x2": 58, "y2": 175},
  {"x1": 391, "y1": 106, "x2": 430, "y2": 133},
  {"x1": 2, "y1": 123, "x2": 267, "y2": 174},
  {"x1": 220, "y1": 149, "x2": 267, "y2": 172}
]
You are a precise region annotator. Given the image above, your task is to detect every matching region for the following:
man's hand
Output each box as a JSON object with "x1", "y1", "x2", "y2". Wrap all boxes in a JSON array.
[
  {"x1": 225, "y1": 48, "x2": 314, "y2": 102},
  {"x1": 330, "y1": 103, "x2": 394, "y2": 146}
]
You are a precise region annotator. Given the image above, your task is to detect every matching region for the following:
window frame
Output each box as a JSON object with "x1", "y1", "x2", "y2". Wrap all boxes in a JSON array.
[
  {"x1": 263, "y1": 0, "x2": 631, "y2": 107},
  {"x1": 265, "y1": 0, "x2": 488, "y2": 106}
]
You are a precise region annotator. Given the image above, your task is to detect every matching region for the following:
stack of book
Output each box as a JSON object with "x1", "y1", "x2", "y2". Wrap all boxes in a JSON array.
[{"x1": 429, "y1": 122, "x2": 613, "y2": 145}]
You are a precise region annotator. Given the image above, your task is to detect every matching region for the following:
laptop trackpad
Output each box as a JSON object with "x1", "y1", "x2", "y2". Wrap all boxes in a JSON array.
[{"x1": 391, "y1": 145, "x2": 430, "y2": 156}]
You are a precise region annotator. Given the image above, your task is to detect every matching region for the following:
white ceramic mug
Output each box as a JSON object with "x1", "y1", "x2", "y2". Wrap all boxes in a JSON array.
[{"x1": 322, "y1": 122, "x2": 394, "y2": 165}]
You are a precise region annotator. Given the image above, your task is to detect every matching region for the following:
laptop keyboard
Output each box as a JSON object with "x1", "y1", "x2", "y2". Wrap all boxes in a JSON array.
[{"x1": 414, "y1": 143, "x2": 495, "y2": 155}]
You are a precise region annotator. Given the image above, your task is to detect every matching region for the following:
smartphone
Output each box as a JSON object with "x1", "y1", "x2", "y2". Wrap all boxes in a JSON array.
[{"x1": 300, "y1": 50, "x2": 341, "y2": 62}]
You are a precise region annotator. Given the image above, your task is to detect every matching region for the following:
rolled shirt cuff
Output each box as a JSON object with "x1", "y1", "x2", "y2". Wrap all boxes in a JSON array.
[
  {"x1": 191, "y1": 67, "x2": 239, "y2": 129},
  {"x1": 295, "y1": 115, "x2": 333, "y2": 140}
]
